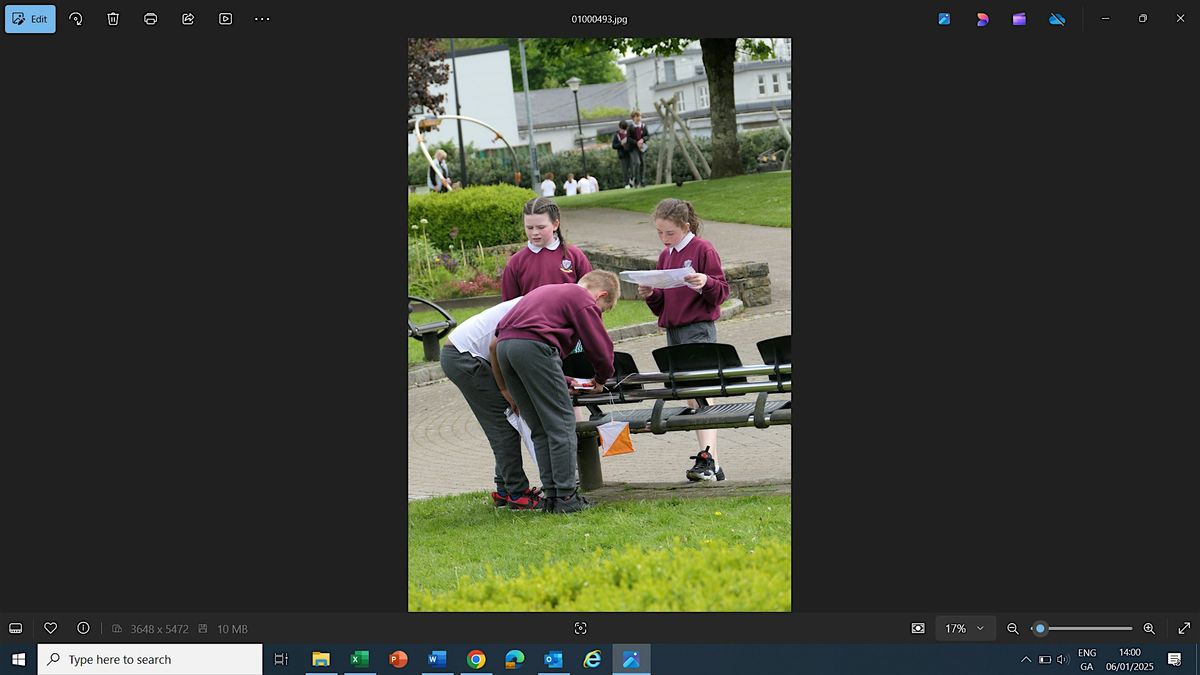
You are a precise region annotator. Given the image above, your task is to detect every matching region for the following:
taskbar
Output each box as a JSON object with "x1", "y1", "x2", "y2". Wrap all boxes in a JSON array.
[{"x1": 0, "y1": 642, "x2": 1197, "y2": 675}]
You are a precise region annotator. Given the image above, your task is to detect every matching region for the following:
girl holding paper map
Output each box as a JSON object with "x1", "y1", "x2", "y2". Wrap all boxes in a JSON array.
[{"x1": 637, "y1": 198, "x2": 731, "y2": 482}]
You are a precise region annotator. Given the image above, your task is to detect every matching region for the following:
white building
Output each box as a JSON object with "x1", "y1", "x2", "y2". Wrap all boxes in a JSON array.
[
  {"x1": 406, "y1": 44, "x2": 520, "y2": 156},
  {"x1": 514, "y1": 81, "x2": 631, "y2": 155}
]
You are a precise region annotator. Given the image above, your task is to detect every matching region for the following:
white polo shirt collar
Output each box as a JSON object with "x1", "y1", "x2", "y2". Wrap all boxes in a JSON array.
[
  {"x1": 671, "y1": 231, "x2": 696, "y2": 253},
  {"x1": 528, "y1": 235, "x2": 562, "y2": 254}
]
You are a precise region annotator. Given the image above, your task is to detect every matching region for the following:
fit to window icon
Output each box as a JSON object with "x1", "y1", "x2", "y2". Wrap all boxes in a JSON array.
[{"x1": 107, "y1": 12, "x2": 119, "y2": 25}]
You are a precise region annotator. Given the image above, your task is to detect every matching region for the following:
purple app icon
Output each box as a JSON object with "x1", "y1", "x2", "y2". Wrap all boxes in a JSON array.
[{"x1": 1013, "y1": 12, "x2": 1027, "y2": 25}]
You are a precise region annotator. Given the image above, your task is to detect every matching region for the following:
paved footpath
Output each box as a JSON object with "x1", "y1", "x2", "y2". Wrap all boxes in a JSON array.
[
  {"x1": 564, "y1": 207, "x2": 792, "y2": 314},
  {"x1": 408, "y1": 311, "x2": 793, "y2": 500}
]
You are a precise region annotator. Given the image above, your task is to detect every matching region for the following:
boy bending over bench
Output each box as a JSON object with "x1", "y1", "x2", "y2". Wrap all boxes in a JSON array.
[{"x1": 490, "y1": 270, "x2": 619, "y2": 514}]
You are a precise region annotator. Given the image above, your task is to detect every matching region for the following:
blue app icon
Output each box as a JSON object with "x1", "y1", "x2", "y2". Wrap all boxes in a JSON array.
[
  {"x1": 623, "y1": 651, "x2": 639, "y2": 669},
  {"x1": 1049, "y1": 12, "x2": 1067, "y2": 25},
  {"x1": 938, "y1": 12, "x2": 951, "y2": 25},
  {"x1": 427, "y1": 651, "x2": 447, "y2": 669},
  {"x1": 543, "y1": 651, "x2": 563, "y2": 668}
]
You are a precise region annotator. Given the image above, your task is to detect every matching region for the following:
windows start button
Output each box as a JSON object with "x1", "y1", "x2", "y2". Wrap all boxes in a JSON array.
[{"x1": 5, "y1": 5, "x2": 57, "y2": 34}]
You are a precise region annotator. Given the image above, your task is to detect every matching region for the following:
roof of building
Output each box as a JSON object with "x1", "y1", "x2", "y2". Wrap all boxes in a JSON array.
[
  {"x1": 514, "y1": 81, "x2": 632, "y2": 130},
  {"x1": 651, "y1": 59, "x2": 792, "y2": 91},
  {"x1": 443, "y1": 44, "x2": 510, "y2": 58}
]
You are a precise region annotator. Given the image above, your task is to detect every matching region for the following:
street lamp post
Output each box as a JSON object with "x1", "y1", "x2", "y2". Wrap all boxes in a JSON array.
[{"x1": 566, "y1": 76, "x2": 587, "y2": 176}]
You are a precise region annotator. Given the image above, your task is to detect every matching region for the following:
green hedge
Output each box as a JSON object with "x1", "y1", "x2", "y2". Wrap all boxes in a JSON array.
[
  {"x1": 408, "y1": 539, "x2": 790, "y2": 611},
  {"x1": 408, "y1": 184, "x2": 538, "y2": 250},
  {"x1": 408, "y1": 128, "x2": 792, "y2": 192}
]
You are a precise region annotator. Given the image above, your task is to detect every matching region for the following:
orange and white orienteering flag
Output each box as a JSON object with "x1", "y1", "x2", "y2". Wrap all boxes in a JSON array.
[{"x1": 598, "y1": 420, "x2": 635, "y2": 456}]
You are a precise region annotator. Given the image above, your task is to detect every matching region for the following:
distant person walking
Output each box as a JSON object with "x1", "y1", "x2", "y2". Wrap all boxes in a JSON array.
[
  {"x1": 540, "y1": 172, "x2": 557, "y2": 197},
  {"x1": 612, "y1": 120, "x2": 633, "y2": 188},
  {"x1": 628, "y1": 110, "x2": 650, "y2": 188}
]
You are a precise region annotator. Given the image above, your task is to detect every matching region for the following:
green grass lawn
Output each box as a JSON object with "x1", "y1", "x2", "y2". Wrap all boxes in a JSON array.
[
  {"x1": 557, "y1": 171, "x2": 791, "y2": 228},
  {"x1": 408, "y1": 491, "x2": 791, "y2": 611}
]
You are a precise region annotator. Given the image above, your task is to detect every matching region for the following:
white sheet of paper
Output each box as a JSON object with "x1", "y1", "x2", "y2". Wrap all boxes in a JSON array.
[
  {"x1": 505, "y1": 408, "x2": 539, "y2": 474},
  {"x1": 619, "y1": 266, "x2": 695, "y2": 289}
]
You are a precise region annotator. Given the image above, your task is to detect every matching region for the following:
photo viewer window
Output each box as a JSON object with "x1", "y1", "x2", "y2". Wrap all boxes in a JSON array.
[{"x1": 3, "y1": 4, "x2": 1194, "y2": 675}]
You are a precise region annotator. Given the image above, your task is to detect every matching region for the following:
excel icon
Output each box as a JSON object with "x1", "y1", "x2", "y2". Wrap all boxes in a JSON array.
[{"x1": 350, "y1": 651, "x2": 370, "y2": 668}]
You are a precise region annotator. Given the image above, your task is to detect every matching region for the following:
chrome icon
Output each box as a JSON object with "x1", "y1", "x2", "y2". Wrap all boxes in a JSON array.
[
  {"x1": 977, "y1": 12, "x2": 990, "y2": 26},
  {"x1": 466, "y1": 650, "x2": 486, "y2": 670},
  {"x1": 504, "y1": 650, "x2": 525, "y2": 670}
]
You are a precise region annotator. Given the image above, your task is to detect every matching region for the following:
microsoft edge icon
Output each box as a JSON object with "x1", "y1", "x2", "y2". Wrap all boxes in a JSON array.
[
  {"x1": 938, "y1": 12, "x2": 951, "y2": 25},
  {"x1": 504, "y1": 650, "x2": 525, "y2": 670}
]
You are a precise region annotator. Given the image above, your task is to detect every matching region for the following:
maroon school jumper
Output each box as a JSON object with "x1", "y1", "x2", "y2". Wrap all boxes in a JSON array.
[
  {"x1": 500, "y1": 240, "x2": 593, "y2": 301},
  {"x1": 496, "y1": 283, "x2": 614, "y2": 383},
  {"x1": 645, "y1": 235, "x2": 730, "y2": 328}
]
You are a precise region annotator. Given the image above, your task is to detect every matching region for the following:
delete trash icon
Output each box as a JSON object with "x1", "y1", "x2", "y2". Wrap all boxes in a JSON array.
[{"x1": 107, "y1": 12, "x2": 118, "y2": 25}]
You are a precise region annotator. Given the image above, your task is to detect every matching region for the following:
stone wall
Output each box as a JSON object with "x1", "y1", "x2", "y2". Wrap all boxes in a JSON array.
[
  {"x1": 581, "y1": 244, "x2": 772, "y2": 307},
  {"x1": 481, "y1": 242, "x2": 772, "y2": 306}
]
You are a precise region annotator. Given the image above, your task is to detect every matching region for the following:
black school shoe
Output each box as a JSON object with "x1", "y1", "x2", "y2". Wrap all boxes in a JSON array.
[
  {"x1": 551, "y1": 490, "x2": 591, "y2": 514},
  {"x1": 686, "y1": 448, "x2": 726, "y2": 482}
]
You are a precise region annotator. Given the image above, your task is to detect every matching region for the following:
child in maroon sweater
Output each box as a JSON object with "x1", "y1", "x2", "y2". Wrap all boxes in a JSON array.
[
  {"x1": 503, "y1": 196, "x2": 595, "y2": 422},
  {"x1": 637, "y1": 198, "x2": 731, "y2": 482},
  {"x1": 501, "y1": 197, "x2": 594, "y2": 301},
  {"x1": 491, "y1": 271, "x2": 620, "y2": 513}
]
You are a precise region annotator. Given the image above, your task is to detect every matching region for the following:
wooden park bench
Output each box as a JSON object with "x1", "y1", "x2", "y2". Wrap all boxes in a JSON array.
[
  {"x1": 564, "y1": 335, "x2": 792, "y2": 490},
  {"x1": 408, "y1": 296, "x2": 457, "y2": 362}
]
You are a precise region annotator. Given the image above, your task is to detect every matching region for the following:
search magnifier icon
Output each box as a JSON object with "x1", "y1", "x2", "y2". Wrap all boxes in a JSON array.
[
  {"x1": 47, "y1": 653, "x2": 60, "y2": 666},
  {"x1": 1008, "y1": 622, "x2": 1020, "y2": 635},
  {"x1": 1144, "y1": 623, "x2": 1155, "y2": 635}
]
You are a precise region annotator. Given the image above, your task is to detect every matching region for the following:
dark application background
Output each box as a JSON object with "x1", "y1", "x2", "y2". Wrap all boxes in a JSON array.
[{"x1": 2, "y1": 2, "x2": 1194, "y2": 623}]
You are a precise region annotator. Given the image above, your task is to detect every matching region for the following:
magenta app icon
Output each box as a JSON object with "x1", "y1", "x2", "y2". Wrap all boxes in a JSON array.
[
  {"x1": 1013, "y1": 12, "x2": 1027, "y2": 25},
  {"x1": 977, "y1": 12, "x2": 990, "y2": 26}
]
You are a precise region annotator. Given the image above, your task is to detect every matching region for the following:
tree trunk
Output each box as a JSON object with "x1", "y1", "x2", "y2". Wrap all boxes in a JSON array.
[{"x1": 701, "y1": 38, "x2": 742, "y2": 179}]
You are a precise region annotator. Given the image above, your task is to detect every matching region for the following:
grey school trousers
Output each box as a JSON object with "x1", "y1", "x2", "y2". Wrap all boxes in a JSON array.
[
  {"x1": 440, "y1": 343, "x2": 530, "y2": 495},
  {"x1": 496, "y1": 338, "x2": 577, "y2": 497}
]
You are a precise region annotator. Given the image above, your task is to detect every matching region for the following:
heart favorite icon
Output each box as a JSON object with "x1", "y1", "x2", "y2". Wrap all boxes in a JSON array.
[{"x1": 45, "y1": 621, "x2": 58, "y2": 634}]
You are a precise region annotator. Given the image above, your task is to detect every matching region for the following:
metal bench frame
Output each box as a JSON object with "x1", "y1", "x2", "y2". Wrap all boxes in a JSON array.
[
  {"x1": 568, "y1": 345, "x2": 792, "y2": 490},
  {"x1": 408, "y1": 296, "x2": 457, "y2": 362}
]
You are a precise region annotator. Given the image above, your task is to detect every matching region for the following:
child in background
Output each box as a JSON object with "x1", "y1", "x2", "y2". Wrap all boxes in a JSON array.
[
  {"x1": 440, "y1": 297, "x2": 544, "y2": 510},
  {"x1": 586, "y1": 172, "x2": 600, "y2": 192},
  {"x1": 564, "y1": 173, "x2": 578, "y2": 196},
  {"x1": 540, "y1": 172, "x2": 557, "y2": 197},
  {"x1": 636, "y1": 198, "x2": 731, "y2": 482},
  {"x1": 578, "y1": 173, "x2": 595, "y2": 194},
  {"x1": 491, "y1": 271, "x2": 621, "y2": 513}
]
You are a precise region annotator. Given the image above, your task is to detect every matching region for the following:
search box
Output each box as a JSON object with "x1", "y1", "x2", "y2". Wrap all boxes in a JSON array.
[{"x1": 37, "y1": 645, "x2": 262, "y2": 675}]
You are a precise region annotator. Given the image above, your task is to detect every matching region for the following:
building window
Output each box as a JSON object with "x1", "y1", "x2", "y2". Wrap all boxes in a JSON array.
[
  {"x1": 676, "y1": 92, "x2": 686, "y2": 112},
  {"x1": 786, "y1": 71, "x2": 791, "y2": 92},
  {"x1": 757, "y1": 74, "x2": 766, "y2": 95},
  {"x1": 785, "y1": 38, "x2": 792, "y2": 60},
  {"x1": 664, "y1": 60, "x2": 676, "y2": 82},
  {"x1": 698, "y1": 85, "x2": 708, "y2": 109},
  {"x1": 694, "y1": 64, "x2": 704, "y2": 76},
  {"x1": 772, "y1": 73, "x2": 780, "y2": 94}
]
